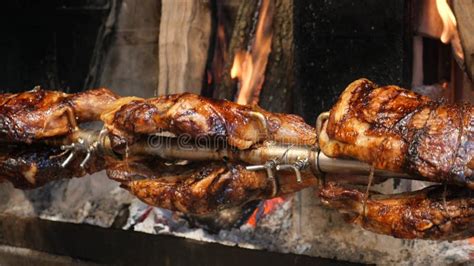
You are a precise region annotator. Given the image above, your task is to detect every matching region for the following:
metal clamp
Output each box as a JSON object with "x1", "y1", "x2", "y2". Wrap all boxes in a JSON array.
[
  {"x1": 246, "y1": 156, "x2": 310, "y2": 197},
  {"x1": 246, "y1": 159, "x2": 278, "y2": 196},
  {"x1": 247, "y1": 111, "x2": 270, "y2": 139},
  {"x1": 97, "y1": 128, "x2": 118, "y2": 158},
  {"x1": 276, "y1": 158, "x2": 309, "y2": 183},
  {"x1": 316, "y1": 111, "x2": 330, "y2": 138}
]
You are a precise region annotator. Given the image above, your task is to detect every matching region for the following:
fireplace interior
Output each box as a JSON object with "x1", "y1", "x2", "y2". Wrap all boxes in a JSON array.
[{"x1": 0, "y1": 0, "x2": 473, "y2": 265}]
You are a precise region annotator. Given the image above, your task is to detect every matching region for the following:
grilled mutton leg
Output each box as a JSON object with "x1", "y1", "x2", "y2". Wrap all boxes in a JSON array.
[
  {"x1": 319, "y1": 79, "x2": 474, "y2": 188},
  {"x1": 106, "y1": 158, "x2": 317, "y2": 215},
  {"x1": 0, "y1": 143, "x2": 104, "y2": 189},
  {"x1": 0, "y1": 87, "x2": 119, "y2": 143},
  {"x1": 101, "y1": 93, "x2": 316, "y2": 151},
  {"x1": 319, "y1": 182, "x2": 474, "y2": 240}
]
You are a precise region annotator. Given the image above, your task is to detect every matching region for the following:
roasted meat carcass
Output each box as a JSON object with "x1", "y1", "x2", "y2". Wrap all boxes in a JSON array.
[
  {"x1": 0, "y1": 143, "x2": 104, "y2": 189},
  {"x1": 0, "y1": 87, "x2": 118, "y2": 188},
  {"x1": 319, "y1": 182, "x2": 474, "y2": 240},
  {"x1": 97, "y1": 93, "x2": 317, "y2": 214},
  {"x1": 0, "y1": 87, "x2": 119, "y2": 143},
  {"x1": 107, "y1": 157, "x2": 316, "y2": 215},
  {"x1": 0, "y1": 82, "x2": 472, "y2": 241},
  {"x1": 319, "y1": 79, "x2": 474, "y2": 188},
  {"x1": 100, "y1": 93, "x2": 316, "y2": 151}
]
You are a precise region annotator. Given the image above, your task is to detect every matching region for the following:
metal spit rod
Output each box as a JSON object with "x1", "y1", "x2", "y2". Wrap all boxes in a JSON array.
[
  {"x1": 52, "y1": 130, "x2": 412, "y2": 181},
  {"x1": 130, "y1": 136, "x2": 410, "y2": 178}
]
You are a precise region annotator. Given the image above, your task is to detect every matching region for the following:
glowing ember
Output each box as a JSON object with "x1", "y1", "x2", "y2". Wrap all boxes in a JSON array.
[
  {"x1": 246, "y1": 197, "x2": 285, "y2": 227},
  {"x1": 231, "y1": 0, "x2": 274, "y2": 105},
  {"x1": 435, "y1": 0, "x2": 464, "y2": 60},
  {"x1": 471, "y1": 238, "x2": 474, "y2": 260}
]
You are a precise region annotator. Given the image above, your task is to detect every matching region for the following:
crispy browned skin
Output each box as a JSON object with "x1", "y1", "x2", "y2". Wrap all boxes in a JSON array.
[
  {"x1": 0, "y1": 144, "x2": 104, "y2": 189},
  {"x1": 319, "y1": 182, "x2": 474, "y2": 240},
  {"x1": 0, "y1": 87, "x2": 119, "y2": 143},
  {"x1": 107, "y1": 159, "x2": 274, "y2": 215},
  {"x1": 107, "y1": 158, "x2": 316, "y2": 215},
  {"x1": 101, "y1": 93, "x2": 316, "y2": 151},
  {"x1": 319, "y1": 79, "x2": 473, "y2": 188}
]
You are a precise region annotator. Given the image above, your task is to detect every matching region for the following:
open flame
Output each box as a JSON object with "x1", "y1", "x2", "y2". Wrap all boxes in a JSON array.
[
  {"x1": 230, "y1": 0, "x2": 285, "y2": 227},
  {"x1": 246, "y1": 197, "x2": 285, "y2": 227},
  {"x1": 435, "y1": 0, "x2": 464, "y2": 60},
  {"x1": 436, "y1": 0, "x2": 457, "y2": 43},
  {"x1": 231, "y1": 0, "x2": 274, "y2": 105}
]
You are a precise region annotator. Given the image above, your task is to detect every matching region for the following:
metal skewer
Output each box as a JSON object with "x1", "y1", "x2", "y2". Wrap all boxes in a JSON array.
[{"x1": 62, "y1": 130, "x2": 410, "y2": 179}]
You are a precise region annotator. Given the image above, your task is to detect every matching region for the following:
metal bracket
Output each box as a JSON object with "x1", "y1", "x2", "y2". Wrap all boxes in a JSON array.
[
  {"x1": 276, "y1": 158, "x2": 309, "y2": 183},
  {"x1": 246, "y1": 159, "x2": 278, "y2": 196},
  {"x1": 245, "y1": 156, "x2": 310, "y2": 197},
  {"x1": 315, "y1": 111, "x2": 330, "y2": 139},
  {"x1": 247, "y1": 111, "x2": 270, "y2": 139}
]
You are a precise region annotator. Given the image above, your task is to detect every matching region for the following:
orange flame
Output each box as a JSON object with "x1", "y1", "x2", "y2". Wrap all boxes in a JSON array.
[
  {"x1": 435, "y1": 0, "x2": 464, "y2": 60},
  {"x1": 231, "y1": 52, "x2": 247, "y2": 79},
  {"x1": 436, "y1": 0, "x2": 456, "y2": 43},
  {"x1": 246, "y1": 197, "x2": 285, "y2": 227},
  {"x1": 231, "y1": 0, "x2": 274, "y2": 105},
  {"x1": 471, "y1": 238, "x2": 474, "y2": 260}
]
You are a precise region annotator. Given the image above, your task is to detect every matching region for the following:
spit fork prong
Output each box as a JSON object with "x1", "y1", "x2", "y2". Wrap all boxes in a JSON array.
[
  {"x1": 58, "y1": 137, "x2": 97, "y2": 169},
  {"x1": 79, "y1": 149, "x2": 92, "y2": 168},
  {"x1": 59, "y1": 141, "x2": 81, "y2": 168},
  {"x1": 60, "y1": 150, "x2": 76, "y2": 168}
]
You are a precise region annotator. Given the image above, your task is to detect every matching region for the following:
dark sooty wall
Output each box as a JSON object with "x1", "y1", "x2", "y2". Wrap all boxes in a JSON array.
[
  {"x1": 294, "y1": 0, "x2": 412, "y2": 124},
  {"x1": 0, "y1": 1, "x2": 412, "y2": 113},
  {"x1": 0, "y1": 1, "x2": 110, "y2": 93}
]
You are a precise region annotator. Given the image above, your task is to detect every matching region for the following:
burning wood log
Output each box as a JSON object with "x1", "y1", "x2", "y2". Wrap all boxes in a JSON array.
[
  {"x1": 214, "y1": 1, "x2": 259, "y2": 101},
  {"x1": 214, "y1": 0, "x2": 295, "y2": 114},
  {"x1": 157, "y1": 0, "x2": 212, "y2": 95},
  {"x1": 259, "y1": 0, "x2": 294, "y2": 113},
  {"x1": 452, "y1": 1, "x2": 474, "y2": 80}
]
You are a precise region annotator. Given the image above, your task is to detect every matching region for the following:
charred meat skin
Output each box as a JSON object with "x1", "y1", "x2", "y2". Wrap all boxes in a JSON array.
[
  {"x1": 107, "y1": 158, "x2": 317, "y2": 215},
  {"x1": 101, "y1": 93, "x2": 316, "y2": 151},
  {"x1": 0, "y1": 144, "x2": 104, "y2": 189},
  {"x1": 107, "y1": 159, "x2": 275, "y2": 215},
  {"x1": 319, "y1": 182, "x2": 474, "y2": 240},
  {"x1": 319, "y1": 79, "x2": 473, "y2": 188},
  {"x1": 0, "y1": 87, "x2": 119, "y2": 143}
]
